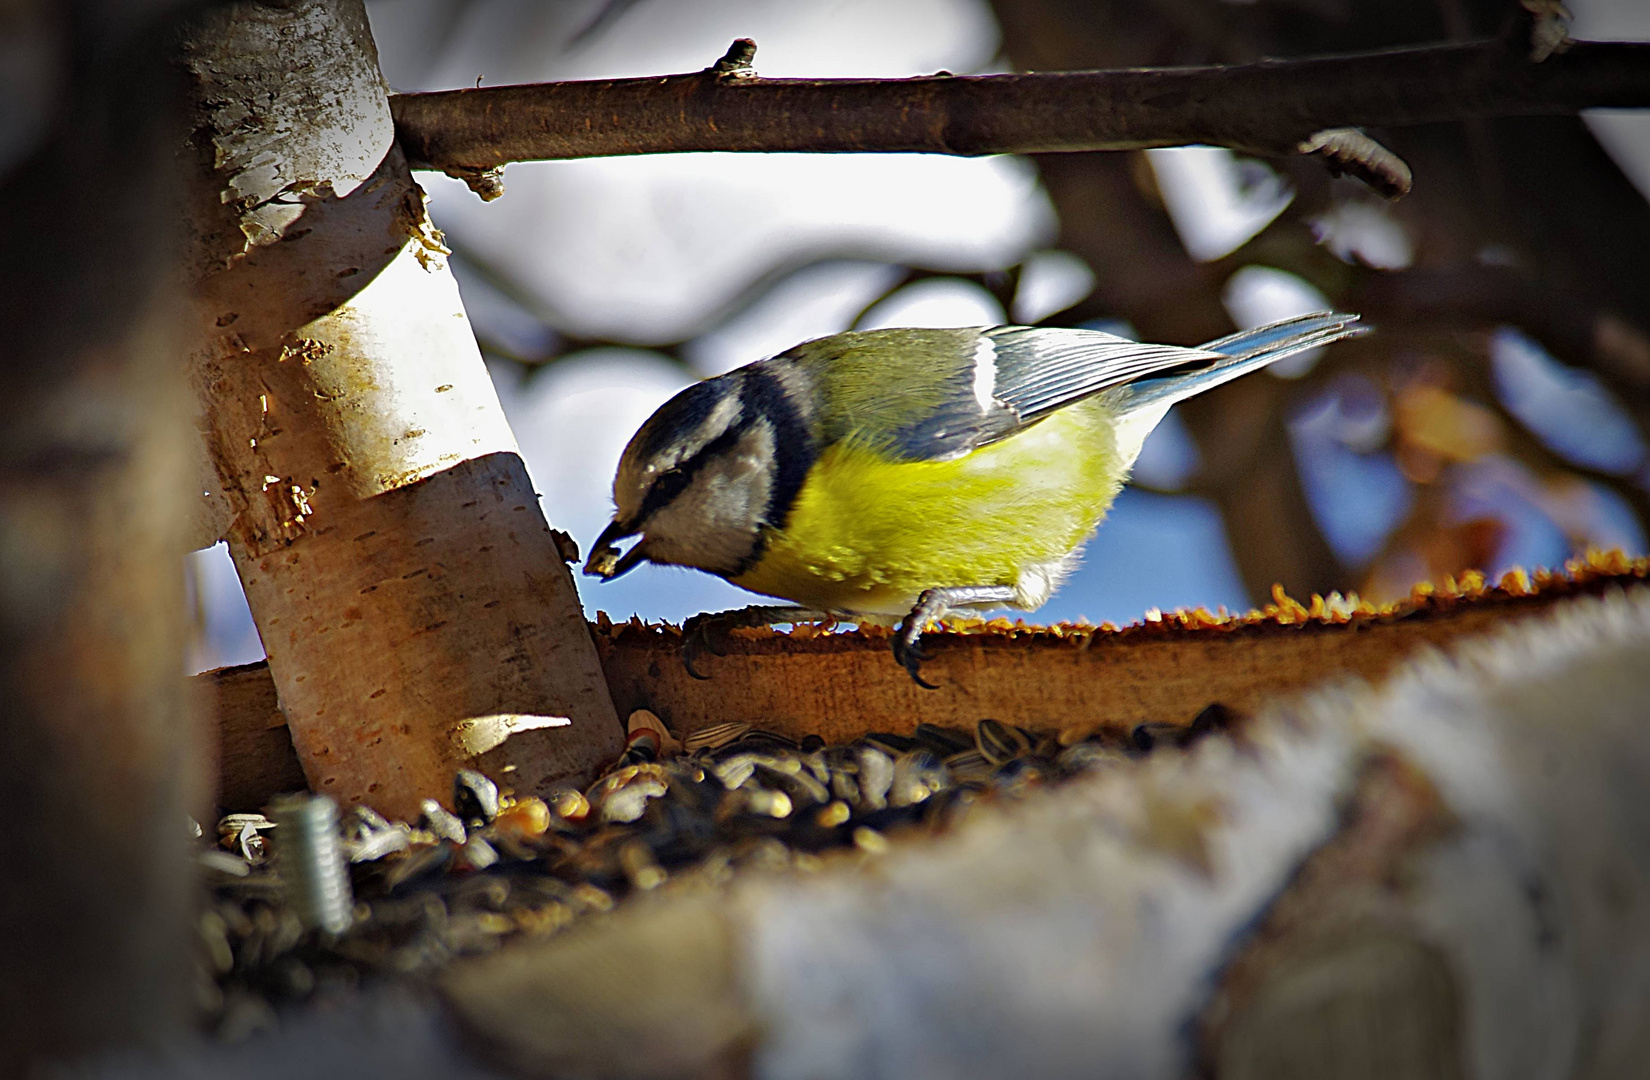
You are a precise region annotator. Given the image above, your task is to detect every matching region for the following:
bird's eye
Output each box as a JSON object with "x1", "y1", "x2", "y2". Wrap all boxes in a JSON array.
[{"x1": 652, "y1": 465, "x2": 690, "y2": 497}]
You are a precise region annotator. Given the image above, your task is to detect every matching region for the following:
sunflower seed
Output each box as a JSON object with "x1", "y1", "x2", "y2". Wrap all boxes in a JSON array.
[
  {"x1": 599, "y1": 779, "x2": 668, "y2": 824},
  {"x1": 914, "y1": 723, "x2": 973, "y2": 755},
  {"x1": 620, "y1": 841, "x2": 667, "y2": 890},
  {"x1": 814, "y1": 800, "x2": 851, "y2": 828},
  {"x1": 419, "y1": 799, "x2": 467, "y2": 845},
  {"x1": 1186, "y1": 701, "x2": 1238, "y2": 741},
  {"x1": 683, "y1": 721, "x2": 750, "y2": 752},
  {"x1": 743, "y1": 788, "x2": 793, "y2": 819},
  {"x1": 347, "y1": 824, "x2": 411, "y2": 863},
  {"x1": 943, "y1": 749, "x2": 995, "y2": 784},
  {"x1": 1056, "y1": 741, "x2": 1128, "y2": 775},
  {"x1": 976, "y1": 718, "x2": 1032, "y2": 765},
  {"x1": 856, "y1": 747, "x2": 895, "y2": 811},
  {"x1": 456, "y1": 834, "x2": 499, "y2": 872},
  {"x1": 550, "y1": 789, "x2": 590, "y2": 822},
  {"x1": 890, "y1": 750, "x2": 951, "y2": 807},
  {"x1": 344, "y1": 804, "x2": 392, "y2": 836},
  {"x1": 829, "y1": 768, "x2": 861, "y2": 805},
  {"x1": 384, "y1": 842, "x2": 452, "y2": 891},
  {"x1": 200, "y1": 698, "x2": 1231, "y2": 1027},
  {"x1": 752, "y1": 761, "x2": 830, "y2": 808},
  {"x1": 1130, "y1": 723, "x2": 1184, "y2": 752},
  {"x1": 860, "y1": 732, "x2": 916, "y2": 756}
]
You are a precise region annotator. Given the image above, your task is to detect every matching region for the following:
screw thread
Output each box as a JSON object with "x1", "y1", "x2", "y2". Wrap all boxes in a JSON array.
[{"x1": 270, "y1": 794, "x2": 353, "y2": 935}]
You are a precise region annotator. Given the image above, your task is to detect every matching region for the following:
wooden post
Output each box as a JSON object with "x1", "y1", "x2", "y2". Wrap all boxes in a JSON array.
[
  {"x1": 179, "y1": 0, "x2": 621, "y2": 819},
  {"x1": 0, "y1": 11, "x2": 200, "y2": 1071}
]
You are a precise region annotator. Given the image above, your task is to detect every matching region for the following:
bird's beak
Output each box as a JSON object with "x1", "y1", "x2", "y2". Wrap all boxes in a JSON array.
[{"x1": 584, "y1": 519, "x2": 647, "y2": 581}]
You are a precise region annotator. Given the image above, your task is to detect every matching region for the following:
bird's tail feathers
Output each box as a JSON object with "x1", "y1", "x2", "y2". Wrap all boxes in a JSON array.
[{"x1": 1117, "y1": 312, "x2": 1366, "y2": 412}]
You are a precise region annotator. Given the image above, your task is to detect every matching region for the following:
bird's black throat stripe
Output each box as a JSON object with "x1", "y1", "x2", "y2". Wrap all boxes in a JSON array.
[{"x1": 735, "y1": 365, "x2": 817, "y2": 573}]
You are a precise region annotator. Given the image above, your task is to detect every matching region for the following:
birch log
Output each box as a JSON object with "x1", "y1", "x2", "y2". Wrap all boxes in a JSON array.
[
  {"x1": 178, "y1": 0, "x2": 621, "y2": 818},
  {"x1": 444, "y1": 585, "x2": 1650, "y2": 1079}
]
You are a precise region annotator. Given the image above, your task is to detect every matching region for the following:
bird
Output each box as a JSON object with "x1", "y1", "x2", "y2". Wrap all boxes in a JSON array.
[{"x1": 584, "y1": 312, "x2": 1366, "y2": 685}]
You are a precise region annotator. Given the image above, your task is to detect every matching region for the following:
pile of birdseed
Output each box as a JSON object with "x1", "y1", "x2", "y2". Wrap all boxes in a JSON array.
[{"x1": 194, "y1": 705, "x2": 1235, "y2": 1040}]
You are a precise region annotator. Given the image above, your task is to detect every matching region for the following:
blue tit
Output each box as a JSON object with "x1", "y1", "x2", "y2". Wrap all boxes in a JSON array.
[{"x1": 585, "y1": 311, "x2": 1366, "y2": 685}]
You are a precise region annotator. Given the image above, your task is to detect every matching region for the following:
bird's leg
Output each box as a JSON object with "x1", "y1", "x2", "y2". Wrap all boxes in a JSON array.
[
  {"x1": 893, "y1": 585, "x2": 1017, "y2": 689},
  {"x1": 680, "y1": 605, "x2": 835, "y2": 680}
]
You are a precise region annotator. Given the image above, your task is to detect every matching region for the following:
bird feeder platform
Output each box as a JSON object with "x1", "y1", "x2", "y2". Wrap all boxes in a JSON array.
[
  {"x1": 193, "y1": 552, "x2": 1650, "y2": 1077},
  {"x1": 208, "y1": 550, "x2": 1647, "y2": 811}
]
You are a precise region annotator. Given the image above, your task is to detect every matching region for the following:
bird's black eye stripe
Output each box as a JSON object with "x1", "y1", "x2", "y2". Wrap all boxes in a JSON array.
[
  {"x1": 651, "y1": 465, "x2": 690, "y2": 501},
  {"x1": 636, "y1": 421, "x2": 748, "y2": 521}
]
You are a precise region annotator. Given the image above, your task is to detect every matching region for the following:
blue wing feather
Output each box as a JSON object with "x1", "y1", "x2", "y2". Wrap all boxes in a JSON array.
[
  {"x1": 1115, "y1": 312, "x2": 1366, "y2": 412},
  {"x1": 784, "y1": 314, "x2": 1365, "y2": 463}
]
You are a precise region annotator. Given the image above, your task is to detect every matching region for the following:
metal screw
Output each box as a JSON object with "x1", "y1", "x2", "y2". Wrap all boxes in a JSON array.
[{"x1": 270, "y1": 794, "x2": 353, "y2": 935}]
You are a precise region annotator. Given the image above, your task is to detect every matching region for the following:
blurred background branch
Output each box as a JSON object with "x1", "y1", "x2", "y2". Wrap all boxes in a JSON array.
[
  {"x1": 986, "y1": 0, "x2": 1650, "y2": 602},
  {"x1": 0, "y1": 0, "x2": 202, "y2": 1069}
]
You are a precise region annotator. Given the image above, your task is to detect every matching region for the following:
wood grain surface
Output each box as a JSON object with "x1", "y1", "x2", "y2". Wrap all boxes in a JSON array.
[{"x1": 204, "y1": 558, "x2": 1647, "y2": 809}]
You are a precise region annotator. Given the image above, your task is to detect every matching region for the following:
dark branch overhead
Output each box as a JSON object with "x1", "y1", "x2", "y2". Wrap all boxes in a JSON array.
[{"x1": 391, "y1": 36, "x2": 1650, "y2": 199}]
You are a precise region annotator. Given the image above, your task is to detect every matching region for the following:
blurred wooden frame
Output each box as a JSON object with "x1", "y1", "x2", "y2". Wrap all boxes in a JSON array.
[{"x1": 203, "y1": 554, "x2": 1647, "y2": 809}]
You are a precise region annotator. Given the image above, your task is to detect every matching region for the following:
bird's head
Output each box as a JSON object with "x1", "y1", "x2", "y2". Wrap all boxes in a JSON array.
[{"x1": 583, "y1": 373, "x2": 781, "y2": 582}]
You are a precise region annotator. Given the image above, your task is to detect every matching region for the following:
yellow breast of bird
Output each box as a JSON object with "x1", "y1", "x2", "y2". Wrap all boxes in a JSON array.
[{"x1": 732, "y1": 397, "x2": 1127, "y2": 614}]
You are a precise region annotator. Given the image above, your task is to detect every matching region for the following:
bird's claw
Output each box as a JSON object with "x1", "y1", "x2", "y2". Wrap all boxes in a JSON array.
[
  {"x1": 892, "y1": 616, "x2": 939, "y2": 690},
  {"x1": 903, "y1": 653, "x2": 939, "y2": 690},
  {"x1": 680, "y1": 614, "x2": 730, "y2": 680}
]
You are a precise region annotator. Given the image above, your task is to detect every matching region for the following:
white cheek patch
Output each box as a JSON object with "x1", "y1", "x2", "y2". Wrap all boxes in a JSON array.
[
  {"x1": 972, "y1": 335, "x2": 998, "y2": 412},
  {"x1": 688, "y1": 393, "x2": 746, "y2": 461},
  {"x1": 641, "y1": 420, "x2": 776, "y2": 575}
]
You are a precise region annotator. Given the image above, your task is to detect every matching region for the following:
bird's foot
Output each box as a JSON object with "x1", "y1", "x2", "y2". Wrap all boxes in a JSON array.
[
  {"x1": 680, "y1": 606, "x2": 832, "y2": 680},
  {"x1": 892, "y1": 592, "x2": 946, "y2": 689},
  {"x1": 892, "y1": 585, "x2": 1019, "y2": 688}
]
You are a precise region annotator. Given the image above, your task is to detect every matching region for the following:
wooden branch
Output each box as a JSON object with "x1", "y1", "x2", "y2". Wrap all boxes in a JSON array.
[
  {"x1": 211, "y1": 661, "x2": 308, "y2": 812},
  {"x1": 391, "y1": 37, "x2": 1650, "y2": 192},
  {"x1": 594, "y1": 558, "x2": 1642, "y2": 746}
]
